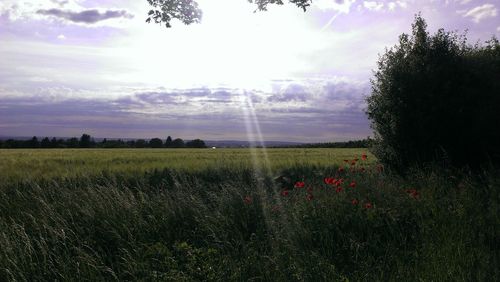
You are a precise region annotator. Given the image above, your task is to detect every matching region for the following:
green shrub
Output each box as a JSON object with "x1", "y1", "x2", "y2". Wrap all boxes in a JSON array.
[{"x1": 366, "y1": 15, "x2": 500, "y2": 172}]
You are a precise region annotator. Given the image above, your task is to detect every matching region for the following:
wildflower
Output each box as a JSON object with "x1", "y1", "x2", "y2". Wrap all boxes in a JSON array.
[
  {"x1": 281, "y1": 190, "x2": 289, "y2": 197},
  {"x1": 324, "y1": 177, "x2": 336, "y2": 185},
  {"x1": 406, "y1": 189, "x2": 420, "y2": 199},
  {"x1": 335, "y1": 178, "x2": 344, "y2": 186},
  {"x1": 362, "y1": 153, "x2": 368, "y2": 161},
  {"x1": 349, "y1": 181, "x2": 357, "y2": 188},
  {"x1": 364, "y1": 202, "x2": 373, "y2": 209},
  {"x1": 244, "y1": 196, "x2": 253, "y2": 204},
  {"x1": 338, "y1": 167, "x2": 345, "y2": 173},
  {"x1": 351, "y1": 199, "x2": 359, "y2": 205},
  {"x1": 336, "y1": 187, "x2": 343, "y2": 193},
  {"x1": 306, "y1": 193, "x2": 314, "y2": 201},
  {"x1": 351, "y1": 161, "x2": 356, "y2": 166},
  {"x1": 294, "y1": 181, "x2": 305, "y2": 189}
]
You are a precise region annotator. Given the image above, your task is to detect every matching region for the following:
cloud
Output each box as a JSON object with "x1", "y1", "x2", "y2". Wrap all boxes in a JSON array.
[
  {"x1": 314, "y1": 0, "x2": 357, "y2": 13},
  {"x1": 0, "y1": 79, "x2": 371, "y2": 142},
  {"x1": 462, "y1": 4, "x2": 497, "y2": 23},
  {"x1": 363, "y1": 1, "x2": 385, "y2": 11},
  {"x1": 37, "y1": 8, "x2": 133, "y2": 24}
]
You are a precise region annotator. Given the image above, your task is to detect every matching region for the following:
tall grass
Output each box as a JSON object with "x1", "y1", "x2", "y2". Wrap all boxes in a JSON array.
[{"x1": 0, "y1": 149, "x2": 498, "y2": 280}]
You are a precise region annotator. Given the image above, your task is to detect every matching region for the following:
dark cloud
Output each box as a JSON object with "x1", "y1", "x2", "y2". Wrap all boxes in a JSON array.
[{"x1": 37, "y1": 8, "x2": 133, "y2": 24}]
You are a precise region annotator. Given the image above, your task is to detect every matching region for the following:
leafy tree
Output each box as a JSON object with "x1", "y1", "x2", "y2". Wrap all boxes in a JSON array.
[
  {"x1": 366, "y1": 15, "x2": 500, "y2": 172},
  {"x1": 149, "y1": 138, "x2": 164, "y2": 148},
  {"x1": 165, "y1": 136, "x2": 173, "y2": 148},
  {"x1": 29, "y1": 136, "x2": 39, "y2": 148},
  {"x1": 40, "y1": 137, "x2": 51, "y2": 148},
  {"x1": 50, "y1": 137, "x2": 58, "y2": 148},
  {"x1": 171, "y1": 138, "x2": 185, "y2": 148},
  {"x1": 186, "y1": 139, "x2": 206, "y2": 148},
  {"x1": 146, "y1": 0, "x2": 312, "y2": 28},
  {"x1": 79, "y1": 134, "x2": 92, "y2": 148},
  {"x1": 136, "y1": 139, "x2": 147, "y2": 148}
]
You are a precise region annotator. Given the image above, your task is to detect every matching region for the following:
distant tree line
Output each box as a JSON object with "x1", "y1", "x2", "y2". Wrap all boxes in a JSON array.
[
  {"x1": 272, "y1": 138, "x2": 374, "y2": 148},
  {"x1": 0, "y1": 134, "x2": 207, "y2": 149}
]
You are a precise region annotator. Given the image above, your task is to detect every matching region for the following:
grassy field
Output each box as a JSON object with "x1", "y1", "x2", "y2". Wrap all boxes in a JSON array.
[
  {"x1": 0, "y1": 148, "x2": 371, "y2": 183},
  {"x1": 0, "y1": 148, "x2": 498, "y2": 281}
]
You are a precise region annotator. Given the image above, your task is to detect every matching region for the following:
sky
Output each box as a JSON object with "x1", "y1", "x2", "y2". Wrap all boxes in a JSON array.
[{"x1": 0, "y1": 0, "x2": 498, "y2": 142}]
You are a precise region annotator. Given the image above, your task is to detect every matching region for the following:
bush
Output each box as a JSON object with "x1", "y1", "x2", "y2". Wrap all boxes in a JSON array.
[{"x1": 366, "y1": 15, "x2": 500, "y2": 172}]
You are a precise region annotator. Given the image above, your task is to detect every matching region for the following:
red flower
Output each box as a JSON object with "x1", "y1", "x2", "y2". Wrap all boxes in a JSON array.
[
  {"x1": 351, "y1": 161, "x2": 356, "y2": 166},
  {"x1": 349, "y1": 181, "x2": 357, "y2": 188},
  {"x1": 335, "y1": 178, "x2": 344, "y2": 186},
  {"x1": 335, "y1": 187, "x2": 343, "y2": 193},
  {"x1": 351, "y1": 199, "x2": 359, "y2": 205},
  {"x1": 361, "y1": 153, "x2": 368, "y2": 161},
  {"x1": 364, "y1": 202, "x2": 373, "y2": 209},
  {"x1": 243, "y1": 196, "x2": 253, "y2": 204},
  {"x1": 324, "y1": 177, "x2": 336, "y2": 185},
  {"x1": 406, "y1": 189, "x2": 420, "y2": 199},
  {"x1": 306, "y1": 193, "x2": 314, "y2": 201},
  {"x1": 294, "y1": 181, "x2": 305, "y2": 189},
  {"x1": 338, "y1": 167, "x2": 345, "y2": 173},
  {"x1": 281, "y1": 190, "x2": 289, "y2": 197}
]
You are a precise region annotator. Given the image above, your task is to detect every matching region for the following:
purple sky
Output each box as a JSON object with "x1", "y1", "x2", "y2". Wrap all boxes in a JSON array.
[{"x1": 0, "y1": 0, "x2": 498, "y2": 141}]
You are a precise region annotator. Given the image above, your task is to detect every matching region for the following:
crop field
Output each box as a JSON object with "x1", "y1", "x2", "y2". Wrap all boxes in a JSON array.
[{"x1": 0, "y1": 148, "x2": 498, "y2": 281}]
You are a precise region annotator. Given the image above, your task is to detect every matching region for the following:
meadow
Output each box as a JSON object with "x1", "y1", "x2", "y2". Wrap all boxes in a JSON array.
[{"x1": 0, "y1": 148, "x2": 498, "y2": 281}]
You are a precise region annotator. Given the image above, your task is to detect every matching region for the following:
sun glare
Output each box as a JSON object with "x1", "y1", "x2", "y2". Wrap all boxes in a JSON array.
[{"x1": 118, "y1": 0, "x2": 325, "y2": 89}]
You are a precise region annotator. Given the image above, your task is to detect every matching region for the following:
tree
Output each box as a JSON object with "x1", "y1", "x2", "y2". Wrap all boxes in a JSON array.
[
  {"x1": 41, "y1": 137, "x2": 51, "y2": 148},
  {"x1": 79, "y1": 134, "x2": 92, "y2": 148},
  {"x1": 366, "y1": 15, "x2": 500, "y2": 172},
  {"x1": 171, "y1": 138, "x2": 185, "y2": 148},
  {"x1": 165, "y1": 136, "x2": 173, "y2": 148},
  {"x1": 186, "y1": 139, "x2": 206, "y2": 148},
  {"x1": 146, "y1": 0, "x2": 312, "y2": 28},
  {"x1": 29, "y1": 136, "x2": 39, "y2": 148},
  {"x1": 149, "y1": 138, "x2": 164, "y2": 148}
]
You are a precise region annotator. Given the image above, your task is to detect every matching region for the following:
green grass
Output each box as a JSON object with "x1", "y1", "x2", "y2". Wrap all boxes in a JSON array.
[{"x1": 0, "y1": 148, "x2": 498, "y2": 281}]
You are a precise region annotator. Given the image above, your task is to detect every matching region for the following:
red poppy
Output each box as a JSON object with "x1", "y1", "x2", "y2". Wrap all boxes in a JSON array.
[
  {"x1": 244, "y1": 196, "x2": 253, "y2": 204},
  {"x1": 349, "y1": 181, "x2": 357, "y2": 188},
  {"x1": 335, "y1": 187, "x2": 343, "y2": 193},
  {"x1": 361, "y1": 154, "x2": 368, "y2": 161},
  {"x1": 306, "y1": 193, "x2": 314, "y2": 201},
  {"x1": 364, "y1": 202, "x2": 373, "y2": 209},
  {"x1": 338, "y1": 167, "x2": 345, "y2": 173},
  {"x1": 324, "y1": 177, "x2": 336, "y2": 185},
  {"x1": 406, "y1": 189, "x2": 420, "y2": 199},
  {"x1": 294, "y1": 181, "x2": 305, "y2": 189},
  {"x1": 351, "y1": 199, "x2": 359, "y2": 205},
  {"x1": 281, "y1": 190, "x2": 289, "y2": 197},
  {"x1": 335, "y1": 178, "x2": 344, "y2": 186}
]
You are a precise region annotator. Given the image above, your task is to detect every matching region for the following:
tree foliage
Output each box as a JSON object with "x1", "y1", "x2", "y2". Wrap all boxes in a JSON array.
[
  {"x1": 366, "y1": 15, "x2": 500, "y2": 172},
  {"x1": 146, "y1": 0, "x2": 312, "y2": 28}
]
